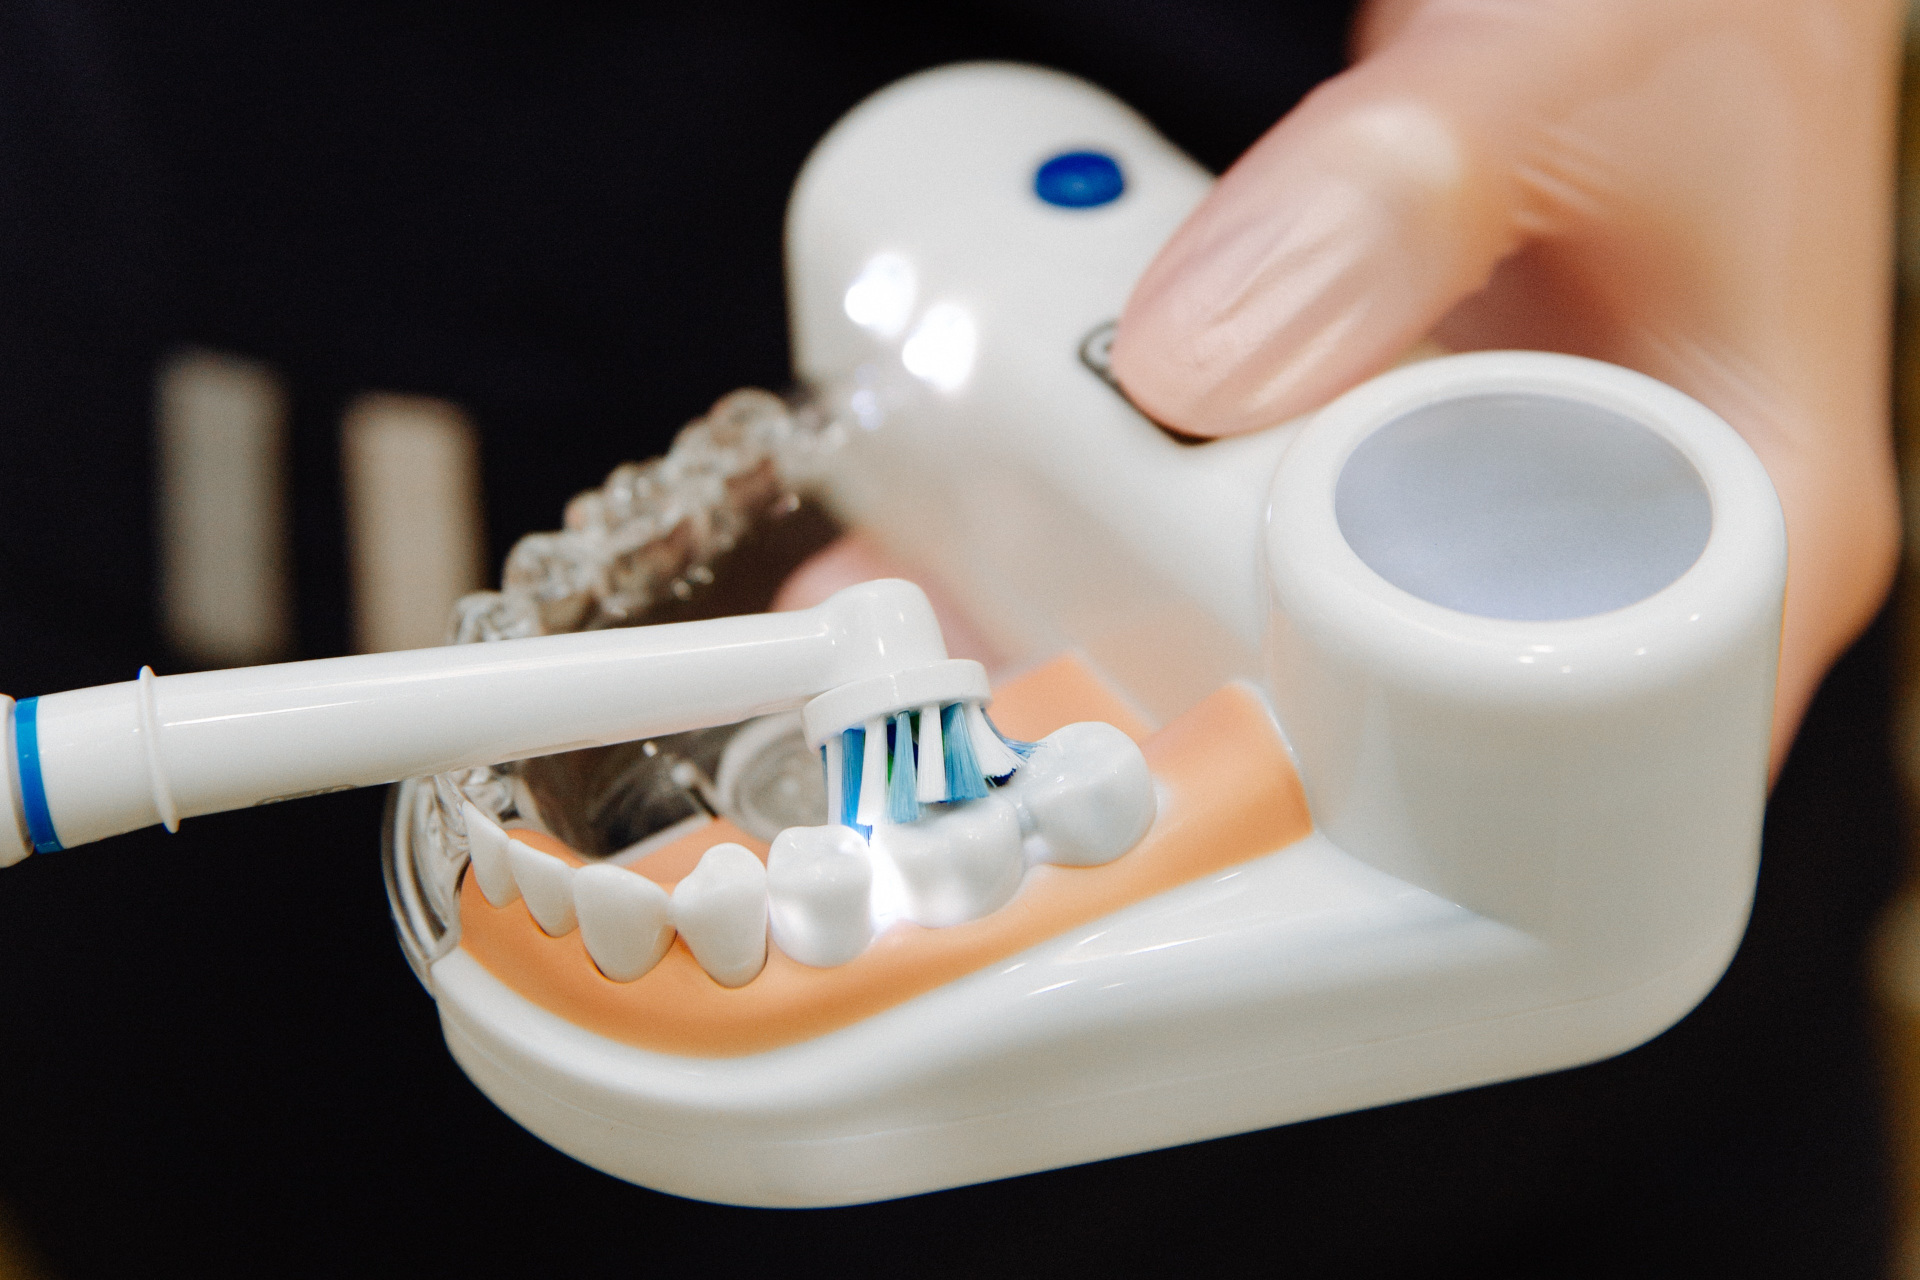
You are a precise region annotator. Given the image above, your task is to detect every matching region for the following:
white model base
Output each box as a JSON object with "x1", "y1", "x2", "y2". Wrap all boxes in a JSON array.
[
  {"x1": 430, "y1": 830, "x2": 1747, "y2": 1207},
  {"x1": 424, "y1": 63, "x2": 1777, "y2": 1207}
]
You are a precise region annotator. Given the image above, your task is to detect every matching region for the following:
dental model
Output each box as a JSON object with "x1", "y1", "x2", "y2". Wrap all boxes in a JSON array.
[
  {"x1": 450, "y1": 699, "x2": 1156, "y2": 986},
  {"x1": 387, "y1": 63, "x2": 1783, "y2": 1209}
]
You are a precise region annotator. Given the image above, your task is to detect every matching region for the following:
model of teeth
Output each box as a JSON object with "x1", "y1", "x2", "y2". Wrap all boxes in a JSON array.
[
  {"x1": 463, "y1": 801, "x2": 521, "y2": 907},
  {"x1": 768, "y1": 825, "x2": 874, "y2": 967},
  {"x1": 469, "y1": 721, "x2": 1155, "y2": 981},
  {"x1": 1000, "y1": 722, "x2": 1157, "y2": 867},
  {"x1": 574, "y1": 864, "x2": 676, "y2": 982},
  {"x1": 871, "y1": 793, "x2": 1025, "y2": 928},
  {"x1": 672, "y1": 843, "x2": 770, "y2": 988},
  {"x1": 508, "y1": 837, "x2": 579, "y2": 937}
]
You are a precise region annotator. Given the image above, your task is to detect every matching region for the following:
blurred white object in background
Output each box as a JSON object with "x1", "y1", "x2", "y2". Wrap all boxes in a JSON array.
[
  {"x1": 156, "y1": 348, "x2": 291, "y2": 665},
  {"x1": 341, "y1": 392, "x2": 486, "y2": 653}
]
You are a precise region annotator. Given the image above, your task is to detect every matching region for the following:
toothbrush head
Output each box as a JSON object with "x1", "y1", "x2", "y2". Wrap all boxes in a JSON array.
[{"x1": 802, "y1": 660, "x2": 1033, "y2": 833}]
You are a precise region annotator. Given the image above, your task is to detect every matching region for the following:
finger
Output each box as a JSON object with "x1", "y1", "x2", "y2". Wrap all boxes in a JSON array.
[{"x1": 1110, "y1": 1, "x2": 1637, "y2": 436}]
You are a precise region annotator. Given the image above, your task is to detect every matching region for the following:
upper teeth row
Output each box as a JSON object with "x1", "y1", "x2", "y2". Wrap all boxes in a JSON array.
[{"x1": 461, "y1": 720, "x2": 1156, "y2": 988}]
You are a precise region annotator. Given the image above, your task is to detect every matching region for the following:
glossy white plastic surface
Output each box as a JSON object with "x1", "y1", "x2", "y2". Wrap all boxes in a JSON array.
[
  {"x1": 427, "y1": 64, "x2": 1784, "y2": 1206},
  {"x1": 789, "y1": 64, "x2": 1271, "y2": 725},
  {"x1": 13, "y1": 579, "x2": 947, "y2": 852},
  {"x1": 800, "y1": 658, "x2": 988, "y2": 747},
  {"x1": 433, "y1": 828, "x2": 1732, "y2": 1207},
  {"x1": 1267, "y1": 353, "x2": 1781, "y2": 969}
]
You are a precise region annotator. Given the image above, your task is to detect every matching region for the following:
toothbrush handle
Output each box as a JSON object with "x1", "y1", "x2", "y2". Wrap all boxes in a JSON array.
[{"x1": 2, "y1": 579, "x2": 947, "y2": 858}]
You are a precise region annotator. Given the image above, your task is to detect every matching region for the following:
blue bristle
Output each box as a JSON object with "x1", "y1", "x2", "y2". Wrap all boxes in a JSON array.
[
  {"x1": 989, "y1": 713, "x2": 1037, "y2": 761},
  {"x1": 841, "y1": 725, "x2": 866, "y2": 833},
  {"x1": 888, "y1": 711, "x2": 919, "y2": 823},
  {"x1": 943, "y1": 702, "x2": 989, "y2": 802}
]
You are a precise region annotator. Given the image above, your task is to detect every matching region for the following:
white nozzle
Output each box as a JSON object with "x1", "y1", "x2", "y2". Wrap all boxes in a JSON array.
[{"x1": 3, "y1": 579, "x2": 951, "y2": 856}]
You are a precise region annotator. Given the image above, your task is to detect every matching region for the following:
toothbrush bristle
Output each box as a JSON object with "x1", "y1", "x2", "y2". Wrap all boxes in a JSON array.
[
  {"x1": 824, "y1": 700, "x2": 1034, "y2": 829},
  {"x1": 966, "y1": 702, "x2": 1025, "y2": 782},
  {"x1": 943, "y1": 702, "x2": 989, "y2": 802},
  {"x1": 887, "y1": 711, "x2": 920, "y2": 823},
  {"x1": 822, "y1": 743, "x2": 839, "y2": 831},
  {"x1": 840, "y1": 726, "x2": 866, "y2": 831},
  {"x1": 915, "y1": 701, "x2": 946, "y2": 804},
  {"x1": 993, "y1": 717, "x2": 1037, "y2": 761},
  {"x1": 856, "y1": 715, "x2": 888, "y2": 826}
]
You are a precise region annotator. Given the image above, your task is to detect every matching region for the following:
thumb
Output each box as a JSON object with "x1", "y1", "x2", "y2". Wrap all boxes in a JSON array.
[{"x1": 1111, "y1": 2, "x2": 1629, "y2": 436}]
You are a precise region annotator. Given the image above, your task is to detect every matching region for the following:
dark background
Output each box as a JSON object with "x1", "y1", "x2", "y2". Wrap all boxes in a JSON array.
[{"x1": 0, "y1": 2, "x2": 1901, "y2": 1275}]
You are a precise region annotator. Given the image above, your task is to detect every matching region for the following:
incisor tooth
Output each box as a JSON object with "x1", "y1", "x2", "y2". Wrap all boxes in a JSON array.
[
  {"x1": 768, "y1": 825, "x2": 873, "y2": 968},
  {"x1": 1001, "y1": 721, "x2": 1156, "y2": 867},
  {"x1": 508, "y1": 837, "x2": 577, "y2": 937},
  {"x1": 671, "y1": 843, "x2": 768, "y2": 987},
  {"x1": 871, "y1": 793, "x2": 1023, "y2": 928},
  {"x1": 574, "y1": 864, "x2": 674, "y2": 982},
  {"x1": 463, "y1": 801, "x2": 520, "y2": 907}
]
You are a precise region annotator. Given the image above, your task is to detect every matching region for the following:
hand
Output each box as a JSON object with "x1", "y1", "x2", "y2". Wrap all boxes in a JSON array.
[{"x1": 1112, "y1": 0, "x2": 1905, "y2": 775}]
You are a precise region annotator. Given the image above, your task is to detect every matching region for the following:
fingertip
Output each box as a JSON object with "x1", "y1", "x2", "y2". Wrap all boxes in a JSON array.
[
  {"x1": 1113, "y1": 275, "x2": 1445, "y2": 439},
  {"x1": 1106, "y1": 304, "x2": 1219, "y2": 437},
  {"x1": 1110, "y1": 24, "x2": 1542, "y2": 438}
]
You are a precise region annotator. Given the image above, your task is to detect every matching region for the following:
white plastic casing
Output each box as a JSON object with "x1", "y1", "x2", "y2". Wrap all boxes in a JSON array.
[
  {"x1": 425, "y1": 64, "x2": 1785, "y2": 1207},
  {"x1": 18, "y1": 580, "x2": 946, "y2": 852},
  {"x1": 789, "y1": 63, "x2": 1259, "y2": 724},
  {"x1": 801, "y1": 658, "x2": 988, "y2": 748},
  {"x1": 1266, "y1": 353, "x2": 1780, "y2": 982}
]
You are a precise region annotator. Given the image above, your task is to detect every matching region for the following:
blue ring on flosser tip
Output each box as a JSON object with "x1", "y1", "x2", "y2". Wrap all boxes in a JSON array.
[{"x1": 14, "y1": 698, "x2": 62, "y2": 852}]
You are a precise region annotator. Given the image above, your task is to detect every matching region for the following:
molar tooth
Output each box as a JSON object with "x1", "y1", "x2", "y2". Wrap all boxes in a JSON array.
[
  {"x1": 768, "y1": 825, "x2": 874, "y2": 967},
  {"x1": 574, "y1": 865, "x2": 674, "y2": 982},
  {"x1": 870, "y1": 793, "x2": 1023, "y2": 928},
  {"x1": 671, "y1": 843, "x2": 768, "y2": 987},
  {"x1": 463, "y1": 801, "x2": 520, "y2": 907},
  {"x1": 1001, "y1": 722, "x2": 1155, "y2": 867},
  {"x1": 508, "y1": 838, "x2": 577, "y2": 936}
]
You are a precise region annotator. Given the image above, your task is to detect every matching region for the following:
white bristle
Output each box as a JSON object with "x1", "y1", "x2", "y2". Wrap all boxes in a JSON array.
[
  {"x1": 857, "y1": 715, "x2": 888, "y2": 826},
  {"x1": 916, "y1": 701, "x2": 946, "y2": 803},
  {"x1": 966, "y1": 702, "x2": 1024, "y2": 780},
  {"x1": 824, "y1": 735, "x2": 845, "y2": 828}
]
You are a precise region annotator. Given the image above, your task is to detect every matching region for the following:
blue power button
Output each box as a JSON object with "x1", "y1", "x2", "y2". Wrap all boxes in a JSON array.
[{"x1": 1034, "y1": 151, "x2": 1125, "y2": 208}]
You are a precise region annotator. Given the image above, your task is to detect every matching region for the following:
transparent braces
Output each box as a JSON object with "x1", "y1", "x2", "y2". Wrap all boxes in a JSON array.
[{"x1": 385, "y1": 384, "x2": 858, "y2": 982}]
